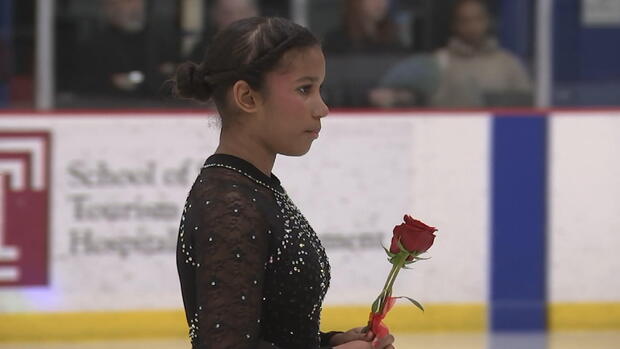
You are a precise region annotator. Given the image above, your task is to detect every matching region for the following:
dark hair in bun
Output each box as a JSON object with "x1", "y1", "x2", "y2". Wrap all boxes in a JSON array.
[
  {"x1": 173, "y1": 17, "x2": 320, "y2": 108},
  {"x1": 174, "y1": 62, "x2": 213, "y2": 101}
]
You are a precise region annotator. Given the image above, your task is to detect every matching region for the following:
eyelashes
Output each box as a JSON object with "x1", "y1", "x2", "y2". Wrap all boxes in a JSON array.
[{"x1": 297, "y1": 84, "x2": 325, "y2": 96}]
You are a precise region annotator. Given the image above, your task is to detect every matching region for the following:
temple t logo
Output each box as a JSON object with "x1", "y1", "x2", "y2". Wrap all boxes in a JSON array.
[{"x1": 0, "y1": 131, "x2": 51, "y2": 286}]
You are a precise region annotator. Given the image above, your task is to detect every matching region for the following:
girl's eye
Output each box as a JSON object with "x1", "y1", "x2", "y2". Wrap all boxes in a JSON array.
[{"x1": 298, "y1": 85, "x2": 312, "y2": 95}]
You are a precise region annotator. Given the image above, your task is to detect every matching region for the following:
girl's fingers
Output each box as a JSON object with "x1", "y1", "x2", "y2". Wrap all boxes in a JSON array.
[
  {"x1": 352, "y1": 327, "x2": 365, "y2": 335},
  {"x1": 376, "y1": 334, "x2": 395, "y2": 348}
]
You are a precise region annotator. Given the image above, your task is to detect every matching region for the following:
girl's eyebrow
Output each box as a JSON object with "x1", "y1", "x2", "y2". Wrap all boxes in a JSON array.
[{"x1": 295, "y1": 76, "x2": 319, "y2": 83}]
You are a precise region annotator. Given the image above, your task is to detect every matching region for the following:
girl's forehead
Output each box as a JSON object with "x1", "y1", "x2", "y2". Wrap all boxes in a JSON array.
[{"x1": 270, "y1": 46, "x2": 325, "y2": 80}]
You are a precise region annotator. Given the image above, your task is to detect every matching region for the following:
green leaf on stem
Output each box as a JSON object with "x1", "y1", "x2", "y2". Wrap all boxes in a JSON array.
[
  {"x1": 382, "y1": 244, "x2": 397, "y2": 258},
  {"x1": 394, "y1": 296, "x2": 425, "y2": 312}
]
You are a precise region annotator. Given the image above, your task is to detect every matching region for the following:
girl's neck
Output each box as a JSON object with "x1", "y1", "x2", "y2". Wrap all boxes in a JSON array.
[{"x1": 215, "y1": 130, "x2": 276, "y2": 178}]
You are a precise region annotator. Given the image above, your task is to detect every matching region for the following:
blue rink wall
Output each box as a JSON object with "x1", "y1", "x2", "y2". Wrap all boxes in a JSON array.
[{"x1": 0, "y1": 110, "x2": 618, "y2": 340}]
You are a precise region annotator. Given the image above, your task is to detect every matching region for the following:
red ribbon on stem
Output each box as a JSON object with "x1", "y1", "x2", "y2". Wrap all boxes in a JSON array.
[{"x1": 368, "y1": 296, "x2": 397, "y2": 340}]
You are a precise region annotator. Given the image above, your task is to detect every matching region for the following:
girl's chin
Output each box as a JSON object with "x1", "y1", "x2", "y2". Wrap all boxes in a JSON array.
[{"x1": 280, "y1": 144, "x2": 313, "y2": 157}]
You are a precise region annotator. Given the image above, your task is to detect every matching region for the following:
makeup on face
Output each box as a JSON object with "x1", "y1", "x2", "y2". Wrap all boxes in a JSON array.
[{"x1": 260, "y1": 46, "x2": 328, "y2": 156}]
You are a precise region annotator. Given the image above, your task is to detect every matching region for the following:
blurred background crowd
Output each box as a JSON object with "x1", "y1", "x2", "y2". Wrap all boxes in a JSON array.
[{"x1": 0, "y1": 0, "x2": 619, "y2": 110}]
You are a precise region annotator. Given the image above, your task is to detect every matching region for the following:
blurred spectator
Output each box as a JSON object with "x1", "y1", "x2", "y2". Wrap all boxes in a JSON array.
[
  {"x1": 369, "y1": 53, "x2": 440, "y2": 107},
  {"x1": 370, "y1": 0, "x2": 532, "y2": 108},
  {"x1": 187, "y1": 0, "x2": 259, "y2": 62},
  {"x1": 0, "y1": 39, "x2": 8, "y2": 84},
  {"x1": 75, "y1": 0, "x2": 178, "y2": 100},
  {"x1": 322, "y1": 0, "x2": 406, "y2": 54},
  {"x1": 0, "y1": 39, "x2": 8, "y2": 106}
]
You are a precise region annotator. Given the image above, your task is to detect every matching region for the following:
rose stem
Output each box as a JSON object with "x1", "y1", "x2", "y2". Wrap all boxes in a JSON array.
[{"x1": 378, "y1": 253, "x2": 408, "y2": 313}]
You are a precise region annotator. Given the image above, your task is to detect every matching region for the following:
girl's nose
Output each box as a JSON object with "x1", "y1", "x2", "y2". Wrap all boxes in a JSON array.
[{"x1": 314, "y1": 97, "x2": 329, "y2": 118}]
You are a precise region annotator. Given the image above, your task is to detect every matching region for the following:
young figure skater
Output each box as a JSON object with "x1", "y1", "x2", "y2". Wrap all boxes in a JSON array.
[{"x1": 174, "y1": 17, "x2": 396, "y2": 349}]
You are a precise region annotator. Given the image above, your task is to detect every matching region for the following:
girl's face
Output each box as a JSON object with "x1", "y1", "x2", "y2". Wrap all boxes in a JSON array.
[{"x1": 255, "y1": 45, "x2": 329, "y2": 157}]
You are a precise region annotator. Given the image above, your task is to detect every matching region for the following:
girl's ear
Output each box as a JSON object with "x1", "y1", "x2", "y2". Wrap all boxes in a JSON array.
[{"x1": 231, "y1": 80, "x2": 262, "y2": 113}]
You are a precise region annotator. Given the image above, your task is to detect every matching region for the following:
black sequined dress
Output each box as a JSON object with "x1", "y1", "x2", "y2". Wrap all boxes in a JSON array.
[{"x1": 177, "y1": 154, "x2": 341, "y2": 349}]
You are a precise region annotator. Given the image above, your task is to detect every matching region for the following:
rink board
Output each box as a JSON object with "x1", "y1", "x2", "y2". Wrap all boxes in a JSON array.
[{"x1": 0, "y1": 110, "x2": 618, "y2": 339}]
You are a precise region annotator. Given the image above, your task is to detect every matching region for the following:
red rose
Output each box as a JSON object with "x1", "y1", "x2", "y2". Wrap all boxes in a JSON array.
[{"x1": 390, "y1": 215, "x2": 437, "y2": 259}]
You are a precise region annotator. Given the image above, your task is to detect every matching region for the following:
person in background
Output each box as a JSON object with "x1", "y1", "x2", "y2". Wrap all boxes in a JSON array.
[
  {"x1": 322, "y1": 0, "x2": 406, "y2": 54},
  {"x1": 187, "y1": 0, "x2": 260, "y2": 62},
  {"x1": 0, "y1": 39, "x2": 8, "y2": 92},
  {"x1": 77, "y1": 0, "x2": 178, "y2": 99},
  {"x1": 370, "y1": 0, "x2": 532, "y2": 108}
]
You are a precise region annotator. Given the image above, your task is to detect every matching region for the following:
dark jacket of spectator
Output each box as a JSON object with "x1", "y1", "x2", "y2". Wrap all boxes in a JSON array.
[{"x1": 77, "y1": 24, "x2": 177, "y2": 99}]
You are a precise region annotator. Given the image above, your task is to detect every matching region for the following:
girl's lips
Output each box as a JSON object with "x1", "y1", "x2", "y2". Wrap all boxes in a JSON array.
[{"x1": 305, "y1": 130, "x2": 320, "y2": 139}]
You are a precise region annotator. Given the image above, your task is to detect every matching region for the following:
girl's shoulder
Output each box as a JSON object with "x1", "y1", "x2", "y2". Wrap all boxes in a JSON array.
[{"x1": 187, "y1": 166, "x2": 278, "y2": 218}]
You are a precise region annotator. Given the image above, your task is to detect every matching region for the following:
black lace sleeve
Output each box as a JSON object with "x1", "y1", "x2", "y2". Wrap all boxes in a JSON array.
[{"x1": 187, "y1": 182, "x2": 280, "y2": 349}]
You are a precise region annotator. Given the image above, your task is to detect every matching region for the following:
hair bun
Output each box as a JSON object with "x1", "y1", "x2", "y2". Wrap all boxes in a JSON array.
[{"x1": 174, "y1": 61, "x2": 213, "y2": 102}]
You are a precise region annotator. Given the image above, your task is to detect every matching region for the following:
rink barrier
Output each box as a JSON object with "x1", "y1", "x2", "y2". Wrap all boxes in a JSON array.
[{"x1": 1, "y1": 109, "x2": 619, "y2": 341}]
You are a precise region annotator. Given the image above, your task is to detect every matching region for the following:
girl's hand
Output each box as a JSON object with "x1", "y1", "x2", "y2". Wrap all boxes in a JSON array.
[
  {"x1": 334, "y1": 334, "x2": 396, "y2": 349},
  {"x1": 332, "y1": 328, "x2": 395, "y2": 349},
  {"x1": 330, "y1": 327, "x2": 374, "y2": 346},
  {"x1": 373, "y1": 333, "x2": 396, "y2": 349}
]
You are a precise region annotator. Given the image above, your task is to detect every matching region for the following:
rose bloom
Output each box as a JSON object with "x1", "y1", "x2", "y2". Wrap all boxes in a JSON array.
[{"x1": 390, "y1": 214, "x2": 437, "y2": 259}]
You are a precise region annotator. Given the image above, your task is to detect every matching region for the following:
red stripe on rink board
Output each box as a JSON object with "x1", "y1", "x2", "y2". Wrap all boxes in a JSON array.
[{"x1": 1, "y1": 107, "x2": 620, "y2": 117}]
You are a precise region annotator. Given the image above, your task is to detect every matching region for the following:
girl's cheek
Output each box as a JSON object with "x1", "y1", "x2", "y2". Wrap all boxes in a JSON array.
[{"x1": 279, "y1": 93, "x2": 306, "y2": 114}]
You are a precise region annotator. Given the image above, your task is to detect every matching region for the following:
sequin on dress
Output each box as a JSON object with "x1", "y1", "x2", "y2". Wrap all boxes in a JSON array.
[{"x1": 177, "y1": 154, "x2": 340, "y2": 349}]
